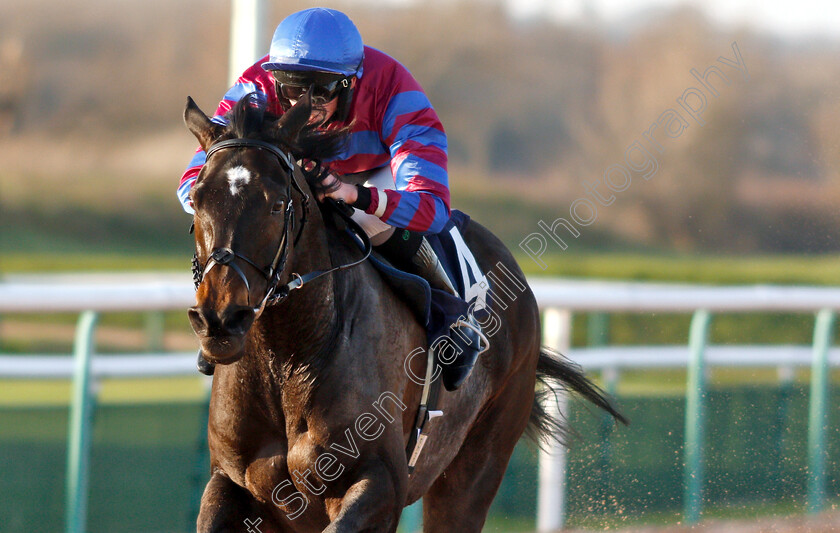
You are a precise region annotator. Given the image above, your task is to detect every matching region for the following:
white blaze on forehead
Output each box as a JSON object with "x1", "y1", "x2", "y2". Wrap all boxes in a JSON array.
[{"x1": 227, "y1": 166, "x2": 252, "y2": 195}]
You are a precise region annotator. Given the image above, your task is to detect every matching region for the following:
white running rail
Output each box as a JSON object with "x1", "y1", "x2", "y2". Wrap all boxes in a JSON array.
[{"x1": 3, "y1": 274, "x2": 840, "y2": 531}]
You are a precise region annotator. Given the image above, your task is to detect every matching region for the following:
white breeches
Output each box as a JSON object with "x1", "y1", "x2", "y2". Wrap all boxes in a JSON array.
[{"x1": 349, "y1": 165, "x2": 395, "y2": 244}]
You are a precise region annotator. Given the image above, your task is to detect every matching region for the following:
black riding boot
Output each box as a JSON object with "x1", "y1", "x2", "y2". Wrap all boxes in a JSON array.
[
  {"x1": 376, "y1": 229, "x2": 485, "y2": 391},
  {"x1": 441, "y1": 315, "x2": 487, "y2": 391},
  {"x1": 375, "y1": 229, "x2": 458, "y2": 296}
]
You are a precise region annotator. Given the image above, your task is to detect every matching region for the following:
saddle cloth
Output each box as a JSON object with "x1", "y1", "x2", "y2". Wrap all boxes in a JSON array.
[{"x1": 365, "y1": 210, "x2": 491, "y2": 345}]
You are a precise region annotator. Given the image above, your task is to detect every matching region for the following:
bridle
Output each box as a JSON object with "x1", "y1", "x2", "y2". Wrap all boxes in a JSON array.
[{"x1": 191, "y1": 137, "x2": 371, "y2": 316}]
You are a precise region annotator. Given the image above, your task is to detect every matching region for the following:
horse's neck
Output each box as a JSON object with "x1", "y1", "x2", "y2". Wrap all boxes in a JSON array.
[{"x1": 252, "y1": 201, "x2": 341, "y2": 374}]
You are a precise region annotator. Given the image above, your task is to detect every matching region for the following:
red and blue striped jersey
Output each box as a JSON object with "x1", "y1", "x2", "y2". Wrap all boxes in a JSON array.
[{"x1": 178, "y1": 46, "x2": 451, "y2": 234}]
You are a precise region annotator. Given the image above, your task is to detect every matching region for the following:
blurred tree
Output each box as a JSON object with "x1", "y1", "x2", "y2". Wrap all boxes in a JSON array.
[
  {"x1": 0, "y1": 37, "x2": 28, "y2": 136},
  {"x1": 3, "y1": 0, "x2": 840, "y2": 253}
]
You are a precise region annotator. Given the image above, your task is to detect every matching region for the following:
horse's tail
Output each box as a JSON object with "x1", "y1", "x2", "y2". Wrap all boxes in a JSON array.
[{"x1": 525, "y1": 347, "x2": 628, "y2": 447}]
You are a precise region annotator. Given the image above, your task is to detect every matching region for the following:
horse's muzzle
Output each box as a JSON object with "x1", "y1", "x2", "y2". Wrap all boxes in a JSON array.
[{"x1": 188, "y1": 305, "x2": 256, "y2": 363}]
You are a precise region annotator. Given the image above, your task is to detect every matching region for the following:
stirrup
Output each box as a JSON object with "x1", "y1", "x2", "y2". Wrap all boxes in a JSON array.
[{"x1": 452, "y1": 317, "x2": 490, "y2": 356}]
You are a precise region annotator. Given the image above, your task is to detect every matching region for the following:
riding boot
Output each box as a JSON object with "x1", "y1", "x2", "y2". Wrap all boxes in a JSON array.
[
  {"x1": 374, "y1": 229, "x2": 458, "y2": 296},
  {"x1": 441, "y1": 315, "x2": 488, "y2": 391},
  {"x1": 197, "y1": 350, "x2": 215, "y2": 376},
  {"x1": 375, "y1": 229, "x2": 487, "y2": 391}
]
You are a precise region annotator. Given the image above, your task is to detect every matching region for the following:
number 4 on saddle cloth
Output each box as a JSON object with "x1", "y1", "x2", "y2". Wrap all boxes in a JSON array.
[
  {"x1": 365, "y1": 210, "x2": 492, "y2": 392},
  {"x1": 364, "y1": 210, "x2": 493, "y2": 472}
]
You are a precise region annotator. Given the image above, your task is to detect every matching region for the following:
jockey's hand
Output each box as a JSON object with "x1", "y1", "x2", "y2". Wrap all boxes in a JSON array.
[{"x1": 316, "y1": 173, "x2": 358, "y2": 205}]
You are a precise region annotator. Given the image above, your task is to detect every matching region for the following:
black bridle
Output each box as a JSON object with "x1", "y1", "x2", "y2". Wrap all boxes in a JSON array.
[{"x1": 191, "y1": 137, "x2": 371, "y2": 315}]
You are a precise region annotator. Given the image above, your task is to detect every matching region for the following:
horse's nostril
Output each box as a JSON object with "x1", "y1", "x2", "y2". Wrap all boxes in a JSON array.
[
  {"x1": 187, "y1": 307, "x2": 207, "y2": 333},
  {"x1": 190, "y1": 305, "x2": 253, "y2": 337},
  {"x1": 222, "y1": 306, "x2": 256, "y2": 335}
]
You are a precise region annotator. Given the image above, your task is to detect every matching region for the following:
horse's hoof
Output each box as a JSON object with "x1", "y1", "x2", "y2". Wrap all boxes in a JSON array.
[{"x1": 197, "y1": 350, "x2": 216, "y2": 376}]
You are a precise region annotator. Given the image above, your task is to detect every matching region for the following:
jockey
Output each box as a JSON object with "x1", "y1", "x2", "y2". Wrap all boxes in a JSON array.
[{"x1": 180, "y1": 8, "x2": 482, "y2": 391}]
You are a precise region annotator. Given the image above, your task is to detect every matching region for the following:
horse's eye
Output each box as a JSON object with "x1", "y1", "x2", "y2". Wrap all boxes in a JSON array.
[{"x1": 271, "y1": 199, "x2": 286, "y2": 215}]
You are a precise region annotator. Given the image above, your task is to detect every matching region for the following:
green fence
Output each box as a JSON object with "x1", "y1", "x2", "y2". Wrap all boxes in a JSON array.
[
  {"x1": 4, "y1": 381, "x2": 840, "y2": 532},
  {"x1": 493, "y1": 381, "x2": 840, "y2": 531},
  {"x1": 1, "y1": 402, "x2": 208, "y2": 532},
  {"x1": 3, "y1": 278, "x2": 840, "y2": 532}
]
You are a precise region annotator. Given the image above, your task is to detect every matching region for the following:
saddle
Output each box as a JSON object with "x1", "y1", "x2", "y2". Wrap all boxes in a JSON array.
[
  {"x1": 332, "y1": 207, "x2": 492, "y2": 472},
  {"x1": 366, "y1": 211, "x2": 489, "y2": 340}
]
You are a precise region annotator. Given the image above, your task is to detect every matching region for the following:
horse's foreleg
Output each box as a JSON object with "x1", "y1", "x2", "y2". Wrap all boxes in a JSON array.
[
  {"x1": 198, "y1": 471, "x2": 283, "y2": 533},
  {"x1": 322, "y1": 460, "x2": 403, "y2": 533}
]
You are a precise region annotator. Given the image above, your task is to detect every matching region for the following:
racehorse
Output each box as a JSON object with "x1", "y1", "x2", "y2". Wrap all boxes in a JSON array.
[{"x1": 184, "y1": 91, "x2": 626, "y2": 533}]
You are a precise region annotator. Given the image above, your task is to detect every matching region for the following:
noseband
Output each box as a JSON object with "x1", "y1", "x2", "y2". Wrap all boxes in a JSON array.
[{"x1": 191, "y1": 138, "x2": 371, "y2": 315}]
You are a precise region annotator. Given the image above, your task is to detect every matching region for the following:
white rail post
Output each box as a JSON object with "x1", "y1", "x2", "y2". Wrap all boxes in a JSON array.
[
  {"x1": 65, "y1": 311, "x2": 99, "y2": 533},
  {"x1": 228, "y1": 0, "x2": 266, "y2": 87},
  {"x1": 538, "y1": 307, "x2": 573, "y2": 532},
  {"x1": 807, "y1": 309, "x2": 835, "y2": 514},
  {"x1": 683, "y1": 309, "x2": 711, "y2": 525}
]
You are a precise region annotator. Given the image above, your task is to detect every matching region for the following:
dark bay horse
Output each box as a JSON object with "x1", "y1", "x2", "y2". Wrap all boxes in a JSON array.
[{"x1": 184, "y1": 92, "x2": 625, "y2": 533}]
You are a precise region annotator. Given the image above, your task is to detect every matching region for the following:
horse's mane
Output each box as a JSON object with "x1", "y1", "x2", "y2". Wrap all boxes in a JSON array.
[{"x1": 224, "y1": 93, "x2": 350, "y2": 164}]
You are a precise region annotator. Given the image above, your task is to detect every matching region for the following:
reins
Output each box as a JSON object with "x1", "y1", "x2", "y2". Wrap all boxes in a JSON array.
[{"x1": 191, "y1": 138, "x2": 371, "y2": 316}]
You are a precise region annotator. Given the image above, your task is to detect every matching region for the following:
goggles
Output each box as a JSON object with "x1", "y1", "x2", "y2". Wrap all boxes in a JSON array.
[{"x1": 272, "y1": 71, "x2": 350, "y2": 106}]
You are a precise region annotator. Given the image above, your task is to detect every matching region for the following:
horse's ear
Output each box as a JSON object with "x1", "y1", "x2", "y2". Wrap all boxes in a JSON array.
[
  {"x1": 184, "y1": 97, "x2": 222, "y2": 152},
  {"x1": 275, "y1": 89, "x2": 312, "y2": 143}
]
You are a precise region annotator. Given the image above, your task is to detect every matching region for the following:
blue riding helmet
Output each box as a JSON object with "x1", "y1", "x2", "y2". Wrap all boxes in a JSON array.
[{"x1": 261, "y1": 8, "x2": 365, "y2": 78}]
